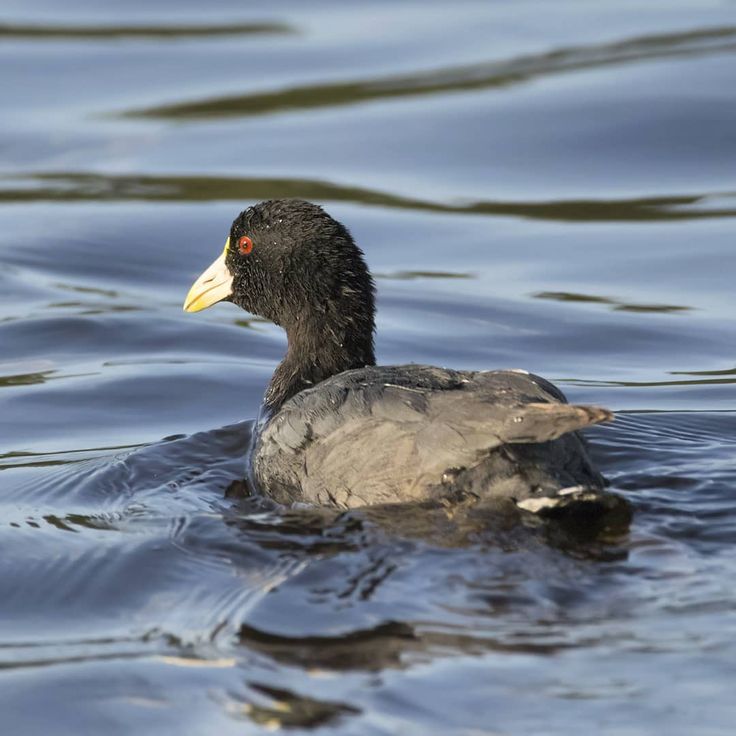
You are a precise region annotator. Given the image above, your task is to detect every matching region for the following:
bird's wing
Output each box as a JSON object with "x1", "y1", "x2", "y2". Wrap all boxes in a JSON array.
[{"x1": 254, "y1": 365, "x2": 612, "y2": 507}]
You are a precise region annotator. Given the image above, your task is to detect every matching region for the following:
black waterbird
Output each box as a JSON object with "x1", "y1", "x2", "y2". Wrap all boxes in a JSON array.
[{"x1": 184, "y1": 199, "x2": 629, "y2": 529}]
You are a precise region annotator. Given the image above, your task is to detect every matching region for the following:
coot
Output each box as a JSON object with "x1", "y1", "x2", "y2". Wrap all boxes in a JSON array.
[{"x1": 184, "y1": 200, "x2": 628, "y2": 525}]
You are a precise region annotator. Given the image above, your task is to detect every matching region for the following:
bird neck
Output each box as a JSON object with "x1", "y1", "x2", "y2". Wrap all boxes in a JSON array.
[{"x1": 264, "y1": 314, "x2": 375, "y2": 410}]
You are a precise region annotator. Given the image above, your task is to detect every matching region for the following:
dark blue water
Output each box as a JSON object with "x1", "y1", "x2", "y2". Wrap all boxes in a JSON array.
[{"x1": 1, "y1": 2, "x2": 735, "y2": 733}]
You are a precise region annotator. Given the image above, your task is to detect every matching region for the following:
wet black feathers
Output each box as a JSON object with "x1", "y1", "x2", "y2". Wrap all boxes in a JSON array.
[{"x1": 226, "y1": 200, "x2": 375, "y2": 409}]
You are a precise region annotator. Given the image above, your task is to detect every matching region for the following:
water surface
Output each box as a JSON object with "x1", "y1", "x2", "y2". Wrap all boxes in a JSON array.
[{"x1": 1, "y1": 1, "x2": 735, "y2": 734}]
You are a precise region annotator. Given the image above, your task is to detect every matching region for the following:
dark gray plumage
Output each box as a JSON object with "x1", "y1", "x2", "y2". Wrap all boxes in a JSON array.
[
  {"x1": 185, "y1": 199, "x2": 629, "y2": 527},
  {"x1": 253, "y1": 364, "x2": 613, "y2": 512}
]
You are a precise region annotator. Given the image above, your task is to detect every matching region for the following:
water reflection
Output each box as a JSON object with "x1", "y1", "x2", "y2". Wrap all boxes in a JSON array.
[
  {"x1": 671, "y1": 366, "x2": 736, "y2": 377},
  {"x1": 4, "y1": 173, "x2": 736, "y2": 222},
  {"x1": 127, "y1": 26, "x2": 736, "y2": 119},
  {"x1": 0, "y1": 369, "x2": 54, "y2": 387},
  {"x1": 376, "y1": 270, "x2": 473, "y2": 280},
  {"x1": 238, "y1": 620, "x2": 416, "y2": 672},
  {"x1": 224, "y1": 682, "x2": 359, "y2": 730},
  {"x1": 2, "y1": 0, "x2": 736, "y2": 732},
  {"x1": 0, "y1": 21, "x2": 294, "y2": 40},
  {"x1": 534, "y1": 291, "x2": 692, "y2": 313}
]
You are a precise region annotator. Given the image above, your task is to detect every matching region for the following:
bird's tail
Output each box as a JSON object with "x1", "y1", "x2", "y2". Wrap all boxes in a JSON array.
[{"x1": 497, "y1": 402, "x2": 613, "y2": 445}]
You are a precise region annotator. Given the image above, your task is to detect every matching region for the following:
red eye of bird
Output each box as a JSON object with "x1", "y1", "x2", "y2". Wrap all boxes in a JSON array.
[{"x1": 238, "y1": 235, "x2": 254, "y2": 255}]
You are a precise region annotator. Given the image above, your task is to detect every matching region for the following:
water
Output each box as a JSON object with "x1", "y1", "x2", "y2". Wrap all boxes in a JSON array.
[{"x1": 1, "y1": 1, "x2": 735, "y2": 733}]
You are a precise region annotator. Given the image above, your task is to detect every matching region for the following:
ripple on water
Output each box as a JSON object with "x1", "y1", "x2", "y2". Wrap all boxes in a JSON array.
[{"x1": 2, "y1": 1, "x2": 736, "y2": 733}]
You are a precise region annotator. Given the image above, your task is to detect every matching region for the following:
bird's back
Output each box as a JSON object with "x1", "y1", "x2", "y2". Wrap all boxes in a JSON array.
[{"x1": 252, "y1": 365, "x2": 612, "y2": 510}]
